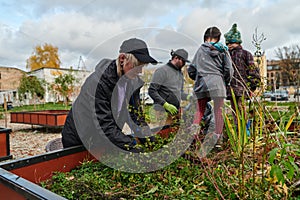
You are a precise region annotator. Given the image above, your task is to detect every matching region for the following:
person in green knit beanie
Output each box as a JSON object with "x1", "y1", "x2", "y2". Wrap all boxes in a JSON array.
[
  {"x1": 224, "y1": 23, "x2": 242, "y2": 44},
  {"x1": 224, "y1": 23, "x2": 260, "y2": 129}
]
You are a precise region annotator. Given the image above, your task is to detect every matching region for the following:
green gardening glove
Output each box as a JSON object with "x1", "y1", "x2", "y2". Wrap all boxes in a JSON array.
[{"x1": 163, "y1": 102, "x2": 178, "y2": 115}]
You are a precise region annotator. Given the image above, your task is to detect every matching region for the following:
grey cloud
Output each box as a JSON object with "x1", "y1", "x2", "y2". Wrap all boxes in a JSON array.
[
  {"x1": 0, "y1": 0, "x2": 299, "y2": 70},
  {"x1": 6, "y1": 0, "x2": 194, "y2": 21},
  {"x1": 178, "y1": 0, "x2": 300, "y2": 59}
]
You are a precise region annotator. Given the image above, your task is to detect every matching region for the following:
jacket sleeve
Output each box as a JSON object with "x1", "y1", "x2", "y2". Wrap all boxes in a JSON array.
[
  {"x1": 95, "y1": 82, "x2": 138, "y2": 151},
  {"x1": 223, "y1": 52, "x2": 234, "y2": 86},
  {"x1": 148, "y1": 69, "x2": 167, "y2": 106},
  {"x1": 187, "y1": 64, "x2": 197, "y2": 80}
]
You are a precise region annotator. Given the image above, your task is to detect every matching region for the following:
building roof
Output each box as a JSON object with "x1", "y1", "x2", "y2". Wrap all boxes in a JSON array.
[
  {"x1": 28, "y1": 67, "x2": 90, "y2": 73},
  {"x1": 0, "y1": 66, "x2": 26, "y2": 73}
]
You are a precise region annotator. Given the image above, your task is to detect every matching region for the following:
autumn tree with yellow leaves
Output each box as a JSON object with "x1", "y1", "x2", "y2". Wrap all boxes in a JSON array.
[{"x1": 26, "y1": 43, "x2": 61, "y2": 71}]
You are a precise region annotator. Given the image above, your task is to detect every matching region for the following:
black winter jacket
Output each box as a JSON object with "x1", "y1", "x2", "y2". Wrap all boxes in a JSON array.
[{"x1": 62, "y1": 59, "x2": 147, "y2": 152}]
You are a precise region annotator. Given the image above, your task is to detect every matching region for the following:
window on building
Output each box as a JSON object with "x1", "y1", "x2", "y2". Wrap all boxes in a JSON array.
[
  {"x1": 267, "y1": 66, "x2": 273, "y2": 70},
  {"x1": 281, "y1": 72, "x2": 289, "y2": 85},
  {"x1": 276, "y1": 73, "x2": 280, "y2": 88}
]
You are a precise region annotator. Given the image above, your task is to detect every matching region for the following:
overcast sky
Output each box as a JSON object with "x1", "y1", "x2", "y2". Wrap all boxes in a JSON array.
[{"x1": 0, "y1": 0, "x2": 299, "y2": 71}]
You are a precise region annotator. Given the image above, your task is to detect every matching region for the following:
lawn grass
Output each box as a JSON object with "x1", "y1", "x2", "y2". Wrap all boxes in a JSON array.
[{"x1": 0, "y1": 102, "x2": 71, "y2": 113}]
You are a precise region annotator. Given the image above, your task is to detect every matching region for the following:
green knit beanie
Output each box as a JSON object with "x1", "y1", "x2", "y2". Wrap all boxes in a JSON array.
[{"x1": 224, "y1": 23, "x2": 242, "y2": 44}]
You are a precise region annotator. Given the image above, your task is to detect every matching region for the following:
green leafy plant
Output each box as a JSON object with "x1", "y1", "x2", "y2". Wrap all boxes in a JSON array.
[
  {"x1": 51, "y1": 73, "x2": 77, "y2": 106},
  {"x1": 224, "y1": 90, "x2": 249, "y2": 156},
  {"x1": 18, "y1": 75, "x2": 46, "y2": 110},
  {"x1": 40, "y1": 89, "x2": 300, "y2": 199},
  {"x1": 268, "y1": 143, "x2": 299, "y2": 185}
]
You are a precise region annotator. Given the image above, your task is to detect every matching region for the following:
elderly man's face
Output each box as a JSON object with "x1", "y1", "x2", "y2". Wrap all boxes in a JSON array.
[
  {"x1": 119, "y1": 54, "x2": 146, "y2": 79},
  {"x1": 122, "y1": 60, "x2": 144, "y2": 79},
  {"x1": 124, "y1": 64, "x2": 144, "y2": 79}
]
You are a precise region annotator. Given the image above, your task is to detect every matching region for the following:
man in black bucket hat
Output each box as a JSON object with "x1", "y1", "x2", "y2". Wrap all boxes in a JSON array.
[
  {"x1": 148, "y1": 48, "x2": 192, "y2": 126},
  {"x1": 62, "y1": 38, "x2": 158, "y2": 153},
  {"x1": 171, "y1": 49, "x2": 190, "y2": 63}
]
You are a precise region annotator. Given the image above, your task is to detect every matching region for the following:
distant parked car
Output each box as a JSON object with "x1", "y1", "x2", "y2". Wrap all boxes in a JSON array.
[
  {"x1": 262, "y1": 91, "x2": 272, "y2": 98},
  {"x1": 1, "y1": 101, "x2": 13, "y2": 110},
  {"x1": 270, "y1": 90, "x2": 289, "y2": 101}
]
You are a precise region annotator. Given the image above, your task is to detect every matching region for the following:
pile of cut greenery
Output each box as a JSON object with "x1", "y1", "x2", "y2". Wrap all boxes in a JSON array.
[
  {"x1": 41, "y1": 130, "x2": 300, "y2": 199},
  {"x1": 40, "y1": 98, "x2": 300, "y2": 199}
]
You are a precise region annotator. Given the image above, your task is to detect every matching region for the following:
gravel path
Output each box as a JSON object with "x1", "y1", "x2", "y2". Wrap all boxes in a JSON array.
[
  {"x1": 0, "y1": 113, "x2": 160, "y2": 162},
  {"x1": 0, "y1": 114, "x2": 61, "y2": 161}
]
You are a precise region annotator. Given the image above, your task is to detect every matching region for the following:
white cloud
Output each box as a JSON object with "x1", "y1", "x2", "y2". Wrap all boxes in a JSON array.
[{"x1": 0, "y1": 0, "x2": 299, "y2": 70}]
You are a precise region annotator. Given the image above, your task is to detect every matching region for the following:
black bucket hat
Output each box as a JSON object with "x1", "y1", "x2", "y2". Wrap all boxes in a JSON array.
[{"x1": 171, "y1": 49, "x2": 190, "y2": 63}]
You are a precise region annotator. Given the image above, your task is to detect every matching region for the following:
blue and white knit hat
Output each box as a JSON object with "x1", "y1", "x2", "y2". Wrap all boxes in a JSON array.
[{"x1": 224, "y1": 23, "x2": 242, "y2": 44}]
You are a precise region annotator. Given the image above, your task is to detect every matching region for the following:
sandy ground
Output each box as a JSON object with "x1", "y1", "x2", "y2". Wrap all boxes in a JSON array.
[{"x1": 0, "y1": 113, "x2": 61, "y2": 162}]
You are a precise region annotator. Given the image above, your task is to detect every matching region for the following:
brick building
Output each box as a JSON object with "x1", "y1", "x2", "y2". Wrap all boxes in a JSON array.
[
  {"x1": 0, "y1": 66, "x2": 91, "y2": 105},
  {"x1": 0, "y1": 66, "x2": 25, "y2": 104},
  {"x1": 266, "y1": 59, "x2": 300, "y2": 92}
]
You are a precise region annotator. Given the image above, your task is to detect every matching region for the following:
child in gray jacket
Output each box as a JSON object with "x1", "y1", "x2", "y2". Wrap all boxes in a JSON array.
[{"x1": 191, "y1": 26, "x2": 233, "y2": 148}]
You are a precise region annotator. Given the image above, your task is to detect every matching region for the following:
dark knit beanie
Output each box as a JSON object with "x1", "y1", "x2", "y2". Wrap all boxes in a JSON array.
[{"x1": 224, "y1": 23, "x2": 242, "y2": 44}]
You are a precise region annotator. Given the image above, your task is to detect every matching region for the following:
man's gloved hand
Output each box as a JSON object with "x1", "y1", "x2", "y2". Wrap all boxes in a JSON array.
[{"x1": 163, "y1": 102, "x2": 178, "y2": 115}]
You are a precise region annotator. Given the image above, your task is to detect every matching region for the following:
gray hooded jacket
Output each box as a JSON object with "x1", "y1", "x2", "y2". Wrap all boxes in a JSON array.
[{"x1": 191, "y1": 42, "x2": 233, "y2": 99}]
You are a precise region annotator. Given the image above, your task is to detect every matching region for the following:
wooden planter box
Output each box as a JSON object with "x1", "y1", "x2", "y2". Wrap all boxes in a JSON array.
[
  {"x1": 0, "y1": 127, "x2": 12, "y2": 161},
  {"x1": 0, "y1": 126, "x2": 173, "y2": 199},
  {"x1": 10, "y1": 110, "x2": 69, "y2": 127},
  {"x1": 0, "y1": 146, "x2": 91, "y2": 200}
]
